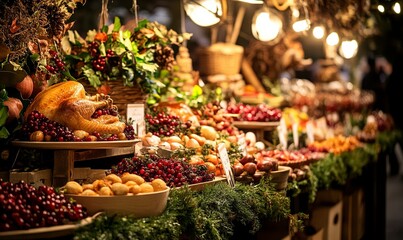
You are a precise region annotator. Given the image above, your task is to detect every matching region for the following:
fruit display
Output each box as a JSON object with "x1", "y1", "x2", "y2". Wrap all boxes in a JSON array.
[
  {"x1": 226, "y1": 103, "x2": 282, "y2": 122},
  {"x1": 307, "y1": 135, "x2": 362, "y2": 154},
  {"x1": 63, "y1": 173, "x2": 167, "y2": 196},
  {"x1": 110, "y1": 154, "x2": 215, "y2": 187},
  {"x1": 0, "y1": 180, "x2": 87, "y2": 232},
  {"x1": 18, "y1": 81, "x2": 136, "y2": 142},
  {"x1": 232, "y1": 154, "x2": 279, "y2": 183},
  {"x1": 196, "y1": 102, "x2": 240, "y2": 136}
]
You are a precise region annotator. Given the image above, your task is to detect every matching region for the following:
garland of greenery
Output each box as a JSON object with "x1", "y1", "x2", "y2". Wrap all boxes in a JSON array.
[
  {"x1": 74, "y1": 180, "x2": 292, "y2": 240},
  {"x1": 286, "y1": 167, "x2": 318, "y2": 204},
  {"x1": 310, "y1": 142, "x2": 378, "y2": 190}
]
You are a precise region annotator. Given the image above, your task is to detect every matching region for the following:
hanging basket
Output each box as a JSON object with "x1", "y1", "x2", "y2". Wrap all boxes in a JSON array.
[
  {"x1": 80, "y1": 80, "x2": 147, "y2": 119},
  {"x1": 197, "y1": 43, "x2": 244, "y2": 76}
]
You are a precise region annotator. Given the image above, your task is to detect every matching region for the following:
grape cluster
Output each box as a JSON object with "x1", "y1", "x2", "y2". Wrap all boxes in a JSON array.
[
  {"x1": 45, "y1": 50, "x2": 65, "y2": 74},
  {"x1": 91, "y1": 108, "x2": 118, "y2": 118},
  {"x1": 21, "y1": 110, "x2": 136, "y2": 141},
  {"x1": 21, "y1": 111, "x2": 77, "y2": 142},
  {"x1": 124, "y1": 125, "x2": 136, "y2": 140},
  {"x1": 0, "y1": 180, "x2": 87, "y2": 232},
  {"x1": 110, "y1": 155, "x2": 214, "y2": 187},
  {"x1": 226, "y1": 103, "x2": 282, "y2": 122},
  {"x1": 88, "y1": 41, "x2": 100, "y2": 57},
  {"x1": 92, "y1": 56, "x2": 107, "y2": 72},
  {"x1": 145, "y1": 111, "x2": 191, "y2": 137}
]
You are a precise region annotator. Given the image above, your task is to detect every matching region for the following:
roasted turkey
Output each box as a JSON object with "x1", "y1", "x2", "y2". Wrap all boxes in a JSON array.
[{"x1": 24, "y1": 81, "x2": 125, "y2": 134}]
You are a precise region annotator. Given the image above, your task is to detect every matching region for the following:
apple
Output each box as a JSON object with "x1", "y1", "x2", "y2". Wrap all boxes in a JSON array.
[
  {"x1": 243, "y1": 162, "x2": 257, "y2": 175},
  {"x1": 240, "y1": 154, "x2": 255, "y2": 165}
]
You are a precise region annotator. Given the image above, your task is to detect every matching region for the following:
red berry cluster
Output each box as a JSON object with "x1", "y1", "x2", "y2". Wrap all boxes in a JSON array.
[
  {"x1": 91, "y1": 108, "x2": 118, "y2": 118},
  {"x1": 0, "y1": 180, "x2": 87, "y2": 232},
  {"x1": 21, "y1": 111, "x2": 77, "y2": 142},
  {"x1": 88, "y1": 41, "x2": 100, "y2": 57},
  {"x1": 110, "y1": 155, "x2": 214, "y2": 187},
  {"x1": 45, "y1": 50, "x2": 65, "y2": 74},
  {"x1": 20, "y1": 111, "x2": 136, "y2": 141},
  {"x1": 145, "y1": 111, "x2": 191, "y2": 137},
  {"x1": 226, "y1": 103, "x2": 282, "y2": 122}
]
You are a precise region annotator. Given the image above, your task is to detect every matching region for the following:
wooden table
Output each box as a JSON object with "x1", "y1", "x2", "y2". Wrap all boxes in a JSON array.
[{"x1": 12, "y1": 140, "x2": 140, "y2": 187}]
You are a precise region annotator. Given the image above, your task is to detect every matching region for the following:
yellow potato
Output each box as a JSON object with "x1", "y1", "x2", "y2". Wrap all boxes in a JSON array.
[
  {"x1": 98, "y1": 186, "x2": 113, "y2": 196},
  {"x1": 81, "y1": 189, "x2": 98, "y2": 196},
  {"x1": 111, "y1": 183, "x2": 129, "y2": 195},
  {"x1": 151, "y1": 179, "x2": 167, "y2": 192},
  {"x1": 104, "y1": 174, "x2": 122, "y2": 184},
  {"x1": 139, "y1": 183, "x2": 154, "y2": 193},
  {"x1": 130, "y1": 185, "x2": 141, "y2": 195},
  {"x1": 64, "y1": 181, "x2": 83, "y2": 194}
]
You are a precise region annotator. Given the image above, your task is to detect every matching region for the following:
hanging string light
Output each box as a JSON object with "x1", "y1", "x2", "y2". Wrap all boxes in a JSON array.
[{"x1": 251, "y1": 5, "x2": 283, "y2": 42}]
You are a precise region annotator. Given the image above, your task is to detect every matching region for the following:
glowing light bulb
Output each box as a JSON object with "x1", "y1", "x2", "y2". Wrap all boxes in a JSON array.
[
  {"x1": 252, "y1": 7, "x2": 283, "y2": 42},
  {"x1": 292, "y1": 19, "x2": 310, "y2": 32},
  {"x1": 378, "y1": 5, "x2": 385, "y2": 13},
  {"x1": 312, "y1": 26, "x2": 325, "y2": 39},
  {"x1": 393, "y1": 2, "x2": 401, "y2": 14},
  {"x1": 339, "y1": 40, "x2": 358, "y2": 59},
  {"x1": 184, "y1": 0, "x2": 223, "y2": 27},
  {"x1": 326, "y1": 32, "x2": 339, "y2": 46}
]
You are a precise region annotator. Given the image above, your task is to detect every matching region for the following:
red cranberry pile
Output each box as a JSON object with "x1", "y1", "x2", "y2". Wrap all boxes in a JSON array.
[
  {"x1": 226, "y1": 103, "x2": 282, "y2": 122},
  {"x1": 145, "y1": 111, "x2": 191, "y2": 137},
  {"x1": 20, "y1": 110, "x2": 136, "y2": 141},
  {"x1": 110, "y1": 155, "x2": 214, "y2": 187},
  {"x1": 0, "y1": 180, "x2": 87, "y2": 232},
  {"x1": 91, "y1": 107, "x2": 118, "y2": 118}
]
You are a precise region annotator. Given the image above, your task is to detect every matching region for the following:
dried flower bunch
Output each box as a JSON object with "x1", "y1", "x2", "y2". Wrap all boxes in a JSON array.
[
  {"x1": 58, "y1": 17, "x2": 191, "y2": 96},
  {"x1": 0, "y1": 0, "x2": 80, "y2": 66}
]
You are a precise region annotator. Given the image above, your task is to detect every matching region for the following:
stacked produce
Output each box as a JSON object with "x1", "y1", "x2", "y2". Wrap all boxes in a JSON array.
[
  {"x1": 232, "y1": 154, "x2": 279, "y2": 183},
  {"x1": 308, "y1": 135, "x2": 362, "y2": 154},
  {"x1": 63, "y1": 173, "x2": 167, "y2": 196},
  {"x1": 0, "y1": 180, "x2": 87, "y2": 232},
  {"x1": 226, "y1": 103, "x2": 282, "y2": 122},
  {"x1": 110, "y1": 154, "x2": 214, "y2": 187}
]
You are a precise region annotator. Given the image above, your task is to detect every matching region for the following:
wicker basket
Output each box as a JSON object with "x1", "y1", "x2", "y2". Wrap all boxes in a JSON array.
[
  {"x1": 80, "y1": 80, "x2": 146, "y2": 119},
  {"x1": 198, "y1": 43, "x2": 244, "y2": 76}
]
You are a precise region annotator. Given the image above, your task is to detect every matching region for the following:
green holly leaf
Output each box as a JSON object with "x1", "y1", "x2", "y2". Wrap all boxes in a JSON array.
[
  {"x1": 0, "y1": 127, "x2": 9, "y2": 139},
  {"x1": 0, "y1": 105, "x2": 8, "y2": 126},
  {"x1": 0, "y1": 62, "x2": 28, "y2": 87},
  {"x1": 113, "y1": 17, "x2": 121, "y2": 32}
]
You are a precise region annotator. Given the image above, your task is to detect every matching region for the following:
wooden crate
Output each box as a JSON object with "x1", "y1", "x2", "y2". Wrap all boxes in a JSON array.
[
  {"x1": 311, "y1": 190, "x2": 343, "y2": 240},
  {"x1": 9, "y1": 169, "x2": 52, "y2": 186},
  {"x1": 72, "y1": 168, "x2": 107, "y2": 184}
]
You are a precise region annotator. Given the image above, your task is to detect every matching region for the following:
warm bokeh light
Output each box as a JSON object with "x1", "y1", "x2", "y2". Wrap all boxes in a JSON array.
[
  {"x1": 184, "y1": 0, "x2": 223, "y2": 27},
  {"x1": 393, "y1": 2, "x2": 401, "y2": 14},
  {"x1": 252, "y1": 7, "x2": 283, "y2": 42},
  {"x1": 378, "y1": 4, "x2": 385, "y2": 13},
  {"x1": 312, "y1": 25, "x2": 325, "y2": 39},
  {"x1": 326, "y1": 32, "x2": 339, "y2": 46},
  {"x1": 339, "y1": 40, "x2": 358, "y2": 59},
  {"x1": 292, "y1": 19, "x2": 310, "y2": 32}
]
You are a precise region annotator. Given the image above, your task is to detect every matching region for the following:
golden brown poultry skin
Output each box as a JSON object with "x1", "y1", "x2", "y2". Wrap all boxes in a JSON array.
[{"x1": 24, "y1": 81, "x2": 125, "y2": 135}]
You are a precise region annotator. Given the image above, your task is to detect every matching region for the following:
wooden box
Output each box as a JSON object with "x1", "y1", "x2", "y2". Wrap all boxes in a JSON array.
[
  {"x1": 9, "y1": 169, "x2": 52, "y2": 186},
  {"x1": 72, "y1": 168, "x2": 107, "y2": 184},
  {"x1": 311, "y1": 190, "x2": 343, "y2": 240},
  {"x1": 351, "y1": 188, "x2": 365, "y2": 240}
]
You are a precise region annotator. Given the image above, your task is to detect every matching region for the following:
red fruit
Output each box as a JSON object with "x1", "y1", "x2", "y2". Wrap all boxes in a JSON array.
[
  {"x1": 240, "y1": 154, "x2": 255, "y2": 165},
  {"x1": 15, "y1": 75, "x2": 34, "y2": 99},
  {"x1": 243, "y1": 162, "x2": 257, "y2": 175},
  {"x1": 256, "y1": 158, "x2": 275, "y2": 172},
  {"x1": 232, "y1": 163, "x2": 244, "y2": 176},
  {"x1": 3, "y1": 97, "x2": 23, "y2": 123}
]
